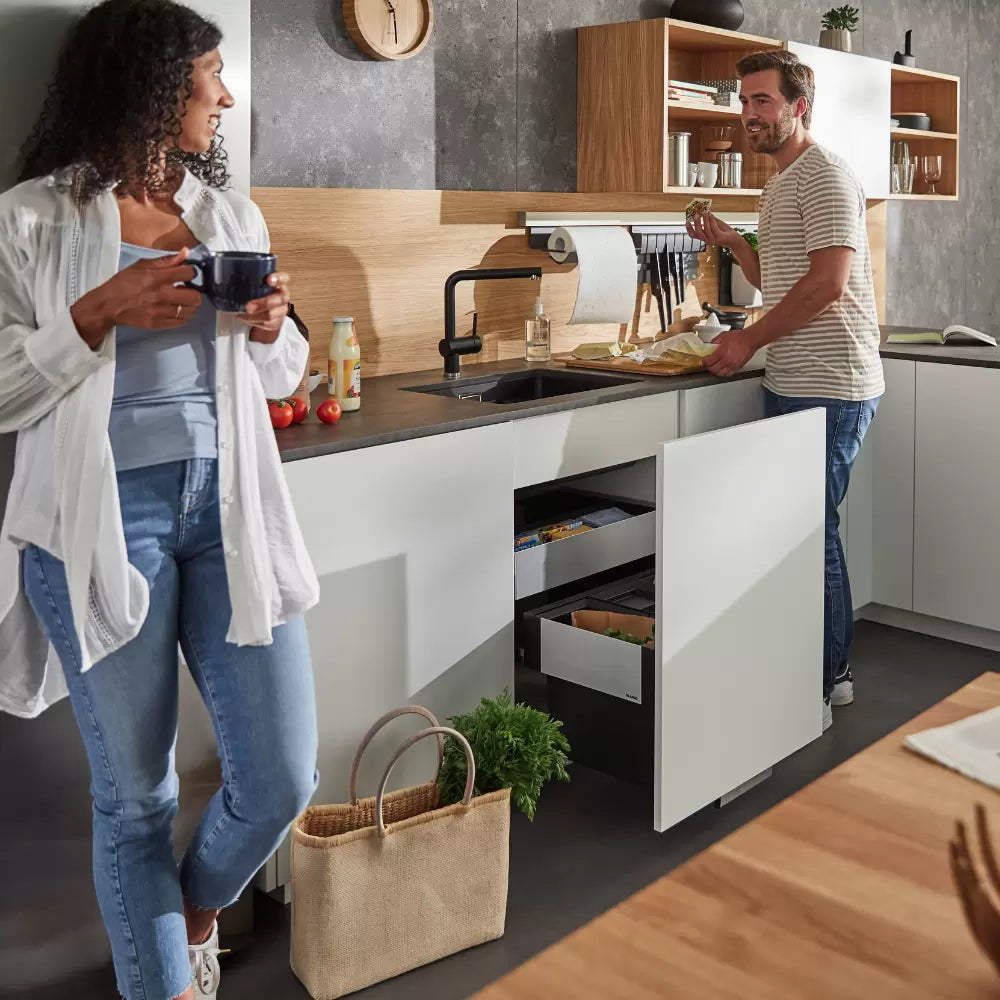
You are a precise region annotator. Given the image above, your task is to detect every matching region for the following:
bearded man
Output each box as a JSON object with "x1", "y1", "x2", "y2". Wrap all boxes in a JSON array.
[{"x1": 687, "y1": 50, "x2": 883, "y2": 733}]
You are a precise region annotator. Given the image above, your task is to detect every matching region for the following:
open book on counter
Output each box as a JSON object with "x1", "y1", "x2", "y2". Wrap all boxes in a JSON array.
[
  {"x1": 904, "y1": 705, "x2": 1000, "y2": 791},
  {"x1": 886, "y1": 325, "x2": 997, "y2": 347}
]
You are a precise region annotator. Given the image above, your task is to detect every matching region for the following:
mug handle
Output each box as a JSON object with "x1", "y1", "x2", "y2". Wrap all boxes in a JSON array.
[{"x1": 183, "y1": 256, "x2": 210, "y2": 292}]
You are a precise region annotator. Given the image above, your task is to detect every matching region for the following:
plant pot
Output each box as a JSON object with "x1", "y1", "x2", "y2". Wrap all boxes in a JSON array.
[
  {"x1": 731, "y1": 263, "x2": 763, "y2": 308},
  {"x1": 819, "y1": 28, "x2": 852, "y2": 51},
  {"x1": 669, "y1": 0, "x2": 744, "y2": 32}
]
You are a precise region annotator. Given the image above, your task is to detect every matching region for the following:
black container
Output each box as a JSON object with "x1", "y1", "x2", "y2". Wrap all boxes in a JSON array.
[
  {"x1": 702, "y1": 301, "x2": 748, "y2": 330},
  {"x1": 670, "y1": 0, "x2": 744, "y2": 31},
  {"x1": 523, "y1": 570, "x2": 657, "y2": 787}
]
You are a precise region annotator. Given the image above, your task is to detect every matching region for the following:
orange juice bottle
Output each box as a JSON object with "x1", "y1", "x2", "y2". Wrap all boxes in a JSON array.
[{"x1": 328, "y1": 317, "x2": 361, "y2": 411}]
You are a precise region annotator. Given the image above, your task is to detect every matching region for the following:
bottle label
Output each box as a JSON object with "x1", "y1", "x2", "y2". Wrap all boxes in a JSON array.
[
  {"x1": 327, "y1": 359, "x2": 337, "y2": 395},
  {"x1": 345, "y1": 360, "x2": 361, "y2": 399}
]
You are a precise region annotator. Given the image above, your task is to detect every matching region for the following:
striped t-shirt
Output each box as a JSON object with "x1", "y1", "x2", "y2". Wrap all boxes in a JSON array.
[{"x1": 758, "y1": 144, "x2": 883, "y2": 401}]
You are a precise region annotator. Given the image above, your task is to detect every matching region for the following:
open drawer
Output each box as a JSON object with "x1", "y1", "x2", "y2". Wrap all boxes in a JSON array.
[
  {"x1": 523, "y1": 573, "x2": 656, "y2": 786},
  {"x1": 514, "y1": 487, "x2": 655, "y2": 601},
  {"x1": 525, "y1": 409, "x2": 828, "y2": 832}
]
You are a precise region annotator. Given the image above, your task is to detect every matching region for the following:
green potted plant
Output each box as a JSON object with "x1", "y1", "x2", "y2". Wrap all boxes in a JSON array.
[
  {"x1": 437, "y1": 689, "x2": 571, "y2": 821},
  {"x1": 820, "y1": 5, "x2": 859, "y2": 52},
  {"x1": 722, "y1": 228, "x2": 762, "y2": 308}
]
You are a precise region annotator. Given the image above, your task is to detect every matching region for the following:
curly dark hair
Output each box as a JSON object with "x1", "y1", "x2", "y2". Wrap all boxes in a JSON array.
[{"x1": 18, "y1": 0, "x2": 230, "y2": 203}]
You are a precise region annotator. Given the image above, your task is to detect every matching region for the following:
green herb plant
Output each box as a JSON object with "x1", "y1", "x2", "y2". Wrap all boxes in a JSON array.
[
  {"x1": 822, "y1": 5, "x2": 860, "y2": 31},
  {"x1": 721, "y1": 227, "x2": 758, "y2": 262},
  {"x1": 437, "y1": 689, "x2": 570, "y2": 821},
  {"x1": 602, "y1": 624, "x2": 654, "y2": 645}
]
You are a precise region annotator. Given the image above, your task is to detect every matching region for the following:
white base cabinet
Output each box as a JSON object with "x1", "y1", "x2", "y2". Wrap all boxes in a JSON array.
[
  {"x1": 913, "y1": 363, "x2": 1000, "y2": 629},
  {"x1": 260, "y1": 423, "x2": 516, "y2": 892},
  {"x1": 869, "y1": 359, "x2": 916, "y2": 610}
]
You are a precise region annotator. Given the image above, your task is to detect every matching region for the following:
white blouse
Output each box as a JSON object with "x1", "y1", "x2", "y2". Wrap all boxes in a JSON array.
[{"x1": 0, "y1": 168, "x2": 319, "y2": 718}]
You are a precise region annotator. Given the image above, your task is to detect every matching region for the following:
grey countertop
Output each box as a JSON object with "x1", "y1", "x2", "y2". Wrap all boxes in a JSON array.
[
  {"x1": 276, "y1": 357, "x2": 763, "y2": 463},
  {"x1": 276, "y1": 325, "x2": 1000, "y2": 464}
]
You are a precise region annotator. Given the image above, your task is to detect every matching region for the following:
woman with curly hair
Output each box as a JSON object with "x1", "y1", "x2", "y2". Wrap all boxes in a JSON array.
[{"x1": 0, "y1": 1, "x2": 320, "y2": 997}]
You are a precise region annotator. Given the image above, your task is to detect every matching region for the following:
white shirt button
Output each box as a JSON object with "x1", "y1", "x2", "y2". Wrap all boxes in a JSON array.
[
  {"x1": 222, "y1": 495, "x2": 234, "y2": 505},
  {"x1": 219, "y1": 440, "x2": 230, "y2": 450},
  {"x1": 226, "y1": 548, "x2": 239, "y2": 559}
]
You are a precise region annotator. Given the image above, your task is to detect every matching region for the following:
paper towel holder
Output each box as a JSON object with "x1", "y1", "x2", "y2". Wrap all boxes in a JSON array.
[{"x1": 521, "y1": 211, "x2": 757, "y2": 254}]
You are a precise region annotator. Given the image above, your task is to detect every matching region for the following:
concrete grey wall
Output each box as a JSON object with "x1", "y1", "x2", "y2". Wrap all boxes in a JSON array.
[{"x1": 251, "y1": 0, "x2": 997, "y2": 335}]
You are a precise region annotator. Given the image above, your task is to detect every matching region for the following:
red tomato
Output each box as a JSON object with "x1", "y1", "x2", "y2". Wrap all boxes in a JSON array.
[
  {"x1": 268, "y1": 399, "x2": 294, "y2": 429},
  {"x1": 287, "y1": 396, "x2": 309, "y2": 424},
  {"x1": 316, "y1": 399, "x2": 343, "y2": 425}
]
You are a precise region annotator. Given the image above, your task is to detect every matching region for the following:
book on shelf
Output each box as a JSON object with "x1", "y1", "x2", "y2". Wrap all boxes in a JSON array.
[
  {"x1": 669, "y1": 90, "x2": 713, "y2": 103},
  {"x1": 668, "y1": 79, "x2": 718, "y2": 94},
  {"x1": 904, "y1": 705, "x2": 1000, "y2": 791},
  {"x1": 885, "y1": 324, "x2": 997, "y2": 347}
]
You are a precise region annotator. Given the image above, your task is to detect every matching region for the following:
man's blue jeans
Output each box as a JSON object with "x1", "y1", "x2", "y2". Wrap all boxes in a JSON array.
[{"x1": 763, "y1": 390, "x2": 880, "y2": 699}]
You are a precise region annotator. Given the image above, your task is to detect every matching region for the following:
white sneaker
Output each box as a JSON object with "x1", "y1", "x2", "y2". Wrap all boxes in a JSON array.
[
  {"x1": 831, "y1": 668, "x2": 854, "y2": 706},
  {"x1": 189, "y1": 921, "x2": 224, "y2": 999},
  {"x1": 823, "y1": 697, "x2": 833, "y2": 732}
]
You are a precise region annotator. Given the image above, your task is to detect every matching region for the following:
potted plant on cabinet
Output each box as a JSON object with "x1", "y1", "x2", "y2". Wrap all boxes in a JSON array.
[
  {"x1": 723, "y1": 228, "x2": 762, "y2": 308},
  {"x1": 820, "y1": 5, "x2": 859, "y2": 52},
  {"x1": 437, "y1": 689, "x2": 571, "y2": 821}
]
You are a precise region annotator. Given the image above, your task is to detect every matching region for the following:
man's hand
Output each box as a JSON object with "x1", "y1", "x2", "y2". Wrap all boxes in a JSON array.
[
  {"x1": 686, "y1": 211, "x2": 743, "y2": 252},
  {"x1": 703, "y1": 329, "x2": 757, "y2": 377}
]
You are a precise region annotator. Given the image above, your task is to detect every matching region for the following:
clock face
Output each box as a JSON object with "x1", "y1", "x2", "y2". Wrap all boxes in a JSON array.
[{"x1": 345, "y1": 0, "x2": 433, "y2": 61}]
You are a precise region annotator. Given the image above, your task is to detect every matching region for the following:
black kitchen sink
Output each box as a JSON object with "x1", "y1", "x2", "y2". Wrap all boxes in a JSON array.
[{"x1": 405, "y1": 369, "x2": 643, "y2": 405}]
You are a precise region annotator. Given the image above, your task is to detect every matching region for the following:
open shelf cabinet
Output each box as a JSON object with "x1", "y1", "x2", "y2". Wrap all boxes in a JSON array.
[
  {"x1": 577, "y1": 18, "x2": 781, "y2": 195},
  {"x1": 578, "y1": 19, "x2": 963, "y2": 206},
  {"x1": 889, "y1": 64, "x2": 960, "y2": 200}
]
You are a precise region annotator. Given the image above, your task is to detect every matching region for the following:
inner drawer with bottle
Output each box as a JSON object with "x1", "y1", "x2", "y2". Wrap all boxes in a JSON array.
[{"x1": 513, "y1": 480, "x2": 655, "y2": 601}]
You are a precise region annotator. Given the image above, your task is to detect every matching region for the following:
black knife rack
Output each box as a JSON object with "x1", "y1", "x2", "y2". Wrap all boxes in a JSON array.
[{"x1": 633, "y1": 232, "x2": 706, "y2": 335}]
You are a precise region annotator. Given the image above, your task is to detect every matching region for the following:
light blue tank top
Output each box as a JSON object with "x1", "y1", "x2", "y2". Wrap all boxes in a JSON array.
[{"x1": 109, "y1": 243, "x2": 217, "y2": 471}]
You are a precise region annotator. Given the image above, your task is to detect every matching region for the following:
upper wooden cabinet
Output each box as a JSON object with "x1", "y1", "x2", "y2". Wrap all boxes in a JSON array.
[
  {"x1": 577, "y1": 19, "x2": 783, "y2": 195},
  {"x1": 577, "y1": 18, "x2": 961, "y2": 203},
  {"x1": 890, "y1": 64, "x2": 960, "y2": 200}
]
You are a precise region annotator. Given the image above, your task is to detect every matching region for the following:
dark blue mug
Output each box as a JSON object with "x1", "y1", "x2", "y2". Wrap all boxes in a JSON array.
[{"x1": 185, "y1": 250, "x2": 277, "y2": 312}]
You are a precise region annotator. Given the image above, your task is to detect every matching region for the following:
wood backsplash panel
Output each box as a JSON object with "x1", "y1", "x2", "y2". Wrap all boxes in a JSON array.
[{"x1": 252, "y1": 187, "x2": 886, "y2": 379}]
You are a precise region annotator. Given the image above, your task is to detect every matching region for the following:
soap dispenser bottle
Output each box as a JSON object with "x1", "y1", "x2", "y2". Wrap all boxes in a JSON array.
[{"x1": 525, "y1": 296, "x2": 551, "y2": 362}]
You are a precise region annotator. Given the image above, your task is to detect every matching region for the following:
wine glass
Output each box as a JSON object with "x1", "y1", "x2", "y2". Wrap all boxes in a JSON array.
[{"x1": 920, "y1": 155, "x2": 943, "y2": 195}]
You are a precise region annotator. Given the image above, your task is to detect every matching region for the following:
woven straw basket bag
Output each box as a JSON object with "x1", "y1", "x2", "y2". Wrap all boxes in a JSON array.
[{"x1": 290, "y1": 706, "x2": 511, "y2": 999}]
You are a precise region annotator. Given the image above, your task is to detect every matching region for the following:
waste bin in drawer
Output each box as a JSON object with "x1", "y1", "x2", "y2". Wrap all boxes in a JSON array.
[
  {"x1": 523, "y1": 571, "x2": 657, "y2": 786},
  {"x1": 514, "y1": 488, "x2": 655, "y2": 601}
]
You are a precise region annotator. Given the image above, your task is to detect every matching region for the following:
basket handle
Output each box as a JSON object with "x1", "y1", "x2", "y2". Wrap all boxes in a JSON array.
[
  {"x1": 349, "y1": 706, "x2": 442, "y2": 804},
  {"x1": 375, "y1": 726, "x2": 475, "y2": 839}
]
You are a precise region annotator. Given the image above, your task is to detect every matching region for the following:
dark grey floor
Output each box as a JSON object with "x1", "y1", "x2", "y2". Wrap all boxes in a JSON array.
[{"x1": 4, "y1": 621, "x2": 998, "y2": 1000}]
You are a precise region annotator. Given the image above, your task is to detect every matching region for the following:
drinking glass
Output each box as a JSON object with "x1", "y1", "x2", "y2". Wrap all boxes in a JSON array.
[{"x1": 920, "y1": 155, "x2": 943, "y2": 195}]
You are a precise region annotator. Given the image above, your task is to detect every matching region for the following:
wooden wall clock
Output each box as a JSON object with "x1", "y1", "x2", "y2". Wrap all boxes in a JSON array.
[{"x1": 344, "y1": 0, "x2": 434, "y2": 61}]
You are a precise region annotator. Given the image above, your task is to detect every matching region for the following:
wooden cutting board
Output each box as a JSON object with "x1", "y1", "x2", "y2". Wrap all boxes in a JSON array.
[{"x1": 555, "y1": 352, "x2": 706, "y2": 377}]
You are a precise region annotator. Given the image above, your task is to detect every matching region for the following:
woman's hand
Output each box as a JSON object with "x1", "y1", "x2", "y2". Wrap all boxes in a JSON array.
[
  {"x1": 70, "y1": 247, "x2": 202, "y2": 348},
  {"x1": 241, "y1": 272, "x2": 291, "y2": 345}
]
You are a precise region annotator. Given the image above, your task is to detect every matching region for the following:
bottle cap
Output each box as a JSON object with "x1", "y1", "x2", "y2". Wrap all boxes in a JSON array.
[
  {"x1": 534, "y1": 296, "x2": 544, "y2": 316},
  {"x1": 332, "y1": 316, "x2": 354, "y2": 323}
]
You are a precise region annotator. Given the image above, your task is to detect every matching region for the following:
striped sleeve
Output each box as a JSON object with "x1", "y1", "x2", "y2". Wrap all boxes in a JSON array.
[{"x1": 800, "y1": 165, "x2": 864, "y2": 255}]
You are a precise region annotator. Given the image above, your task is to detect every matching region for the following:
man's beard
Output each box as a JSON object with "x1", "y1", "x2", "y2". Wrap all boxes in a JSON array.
[{"x1": 747, "y1": 104, "x2": 798, "y2": 153}]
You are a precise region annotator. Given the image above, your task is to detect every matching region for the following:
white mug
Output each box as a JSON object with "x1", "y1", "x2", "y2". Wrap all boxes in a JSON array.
[
  {"x1": 697, "y1": 162, "x2": 718, "y2": 188},
  {"x1": 687, "y1": 164, "x2": 699, "y2": 187}
]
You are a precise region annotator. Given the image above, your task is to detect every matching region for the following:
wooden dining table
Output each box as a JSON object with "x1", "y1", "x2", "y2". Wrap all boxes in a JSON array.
[{"x1": 475, "y1": 673, "x2": 1000, "y2": 999}]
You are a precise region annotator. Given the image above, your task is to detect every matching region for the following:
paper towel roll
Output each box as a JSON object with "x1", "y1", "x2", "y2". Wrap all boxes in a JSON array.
[{"x1": 547, "y1": 226, "x2": 637, "y2": 325}]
